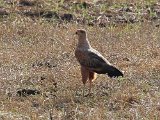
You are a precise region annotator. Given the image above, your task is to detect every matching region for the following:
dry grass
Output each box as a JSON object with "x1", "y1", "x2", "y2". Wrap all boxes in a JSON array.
[{"x1": 0, "y1": 1, "x2": 160, "y2": 120}]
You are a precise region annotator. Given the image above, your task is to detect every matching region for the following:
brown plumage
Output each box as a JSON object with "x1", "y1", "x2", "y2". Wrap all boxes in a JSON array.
[{"x1": 75, "y1": 29, "x2": 123, "y2": 96}]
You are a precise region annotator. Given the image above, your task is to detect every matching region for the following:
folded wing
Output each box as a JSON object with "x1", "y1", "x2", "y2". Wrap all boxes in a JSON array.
[{"x1": 77, "y1": 49, "x2": 123, "y2": 78}]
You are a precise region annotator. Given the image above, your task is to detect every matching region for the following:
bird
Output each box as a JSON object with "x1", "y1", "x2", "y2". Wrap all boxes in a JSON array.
[{"x1": 75, "y1": 29, "x2": 123, "y2": 96}]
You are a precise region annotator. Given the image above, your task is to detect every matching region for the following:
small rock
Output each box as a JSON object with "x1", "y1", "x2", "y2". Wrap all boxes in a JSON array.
[
  {"x1": 123, "y1": 57, "x2": 130, "y2": 61},
  {"x1": 155, "y1": 24, "x2": 160, "y2": 27},
  {"x1": 53, "y1": 82, "x2": 57, "y2": 88},
  {"x1": 17, "y1": 89, "x2": 40, "y2": 97},
  {"x1": 40, "y1": 76, "x2": 46, "y2": 80},
  {"x1": 0, "y1": 7, "x2": 9, "y2": 16}
]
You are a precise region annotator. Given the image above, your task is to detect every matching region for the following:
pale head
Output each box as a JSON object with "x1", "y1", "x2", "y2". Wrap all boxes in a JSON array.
[
  {"x1": 75, "y1": 29, "x2": 91, "y2": 48},
  {"x1": 75, "y1": 29, "x2": 87, "y2": 39}
]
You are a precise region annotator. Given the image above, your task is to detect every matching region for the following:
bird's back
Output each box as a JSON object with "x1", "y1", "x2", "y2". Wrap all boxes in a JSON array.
[{"x1": 75, "y1": 47, "x2": 123, "y2": 77}]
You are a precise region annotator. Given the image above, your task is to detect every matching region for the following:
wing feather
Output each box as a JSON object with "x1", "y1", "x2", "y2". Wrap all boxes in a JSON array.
[
  {"x1": 75, "y1": 48, "x2": 123, "y2": 77},
  {"x1": 76, "y1": 48, "x2": 110, "y2": 70},
  {"x1": 80, "y1": 52, "x2": 107, "y2": 68}
]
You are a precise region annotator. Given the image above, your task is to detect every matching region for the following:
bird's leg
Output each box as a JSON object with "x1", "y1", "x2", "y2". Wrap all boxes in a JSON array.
[
  {"x1": 83, "y1": 84, "x2": 85, "y2": 97},
  {"x1": 89, "y1": 79, "x2": 92, "y2": 95},
  {"x1": 89, "y1": 72, "x2": 97, "y2": 96},
  {"x1": 81, "y1": 67, "x2": 89, "y2": 97}
]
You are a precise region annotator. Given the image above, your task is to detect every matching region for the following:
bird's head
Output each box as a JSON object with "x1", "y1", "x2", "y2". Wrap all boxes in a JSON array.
[{"x1": 75, "y1": 29, "x2": 87, "y2": 39}]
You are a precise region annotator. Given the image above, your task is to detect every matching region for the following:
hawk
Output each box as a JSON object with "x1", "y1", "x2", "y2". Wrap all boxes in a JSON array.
[{"x1": 75, "y1": 29, "x2": 123, "y2": 96}]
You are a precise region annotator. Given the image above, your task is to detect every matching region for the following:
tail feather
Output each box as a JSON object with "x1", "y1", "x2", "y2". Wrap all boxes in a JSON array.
[{"x1": 106, "y1": 66, "x2": 123, "y2": 78}]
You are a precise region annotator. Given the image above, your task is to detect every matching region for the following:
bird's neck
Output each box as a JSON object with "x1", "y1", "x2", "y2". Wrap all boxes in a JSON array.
[{"x1": 77, "y1": 36, "x2": 91, "y2": 48}]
